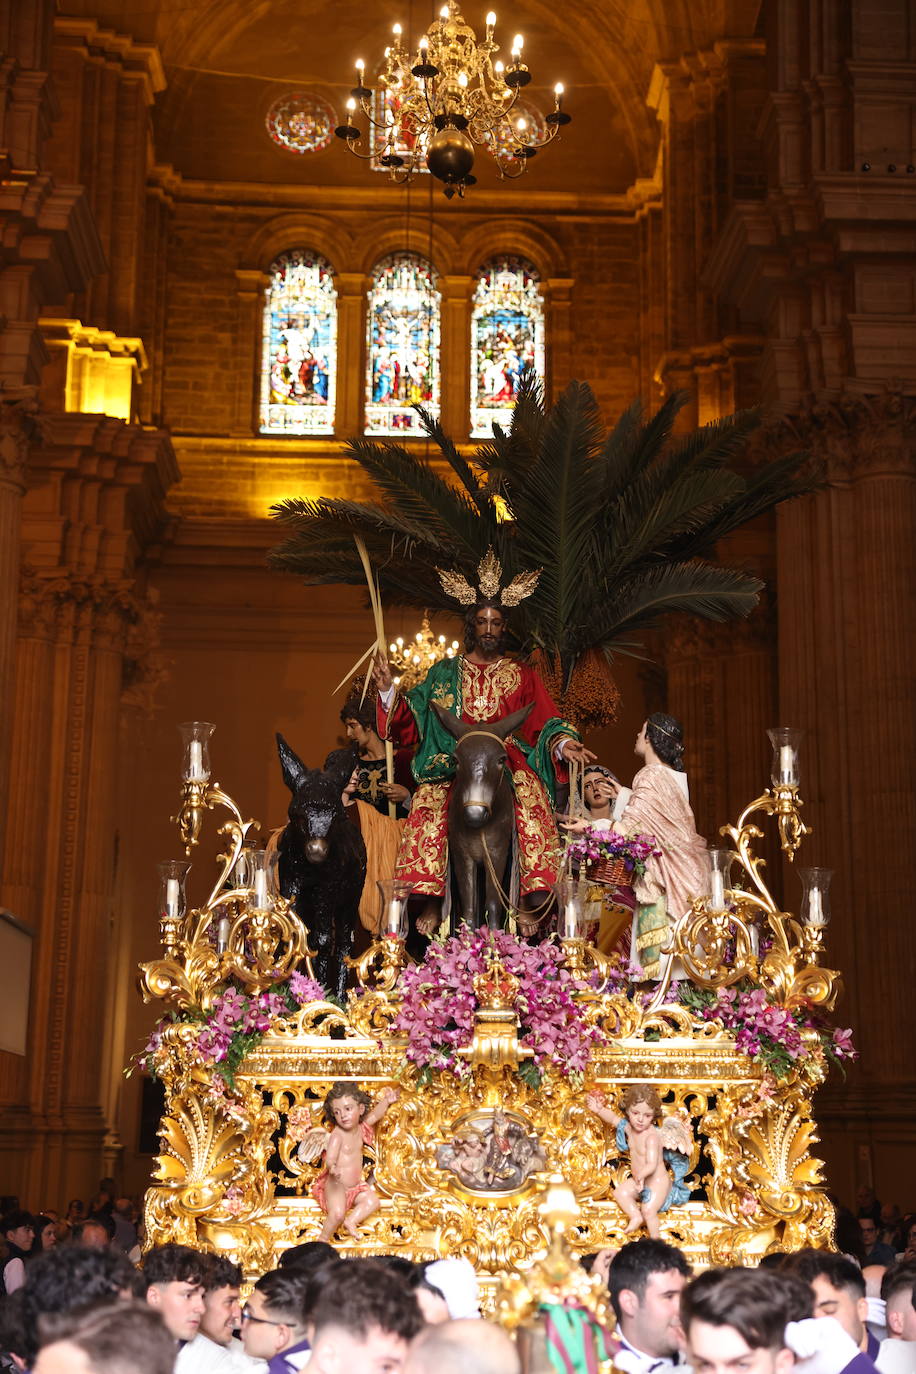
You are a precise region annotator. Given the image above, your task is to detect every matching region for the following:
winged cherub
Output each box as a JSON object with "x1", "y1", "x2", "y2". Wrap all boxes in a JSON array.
[
  {"x1": 586, "y1": 1084, "x2": 692, "y2": 1238},
  {"x1": 295, "y1": 1081, "x2": 398, "y2": 1240}
]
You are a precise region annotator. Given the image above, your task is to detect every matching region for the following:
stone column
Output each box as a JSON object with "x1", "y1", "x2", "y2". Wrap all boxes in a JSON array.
[
  {"x1": 335, "y1": 272, "x2": 369, "y2": 437},
  {"x1": 664, "y1": 600, "x2": 777, "y2": 849},
  {"x1": 440, "y1": 274, "x2": 473, "y2": 438},
  {"x1": 775, "y1": 392, "x2": 916, "y2": 1085},
  {"x1": 545, "y1": 278, "x2": 575, "y2": 399},
  {"x1": 0, "y1": 398, "x2": 37, "y2": 863},
  {"x1": 231, "y1": 269, "x2": 268, "y2": 436}
]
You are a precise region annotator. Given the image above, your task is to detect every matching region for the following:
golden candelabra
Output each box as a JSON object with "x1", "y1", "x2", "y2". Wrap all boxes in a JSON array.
[{"x1": 138, "y1": 724, "x2": 844, "y2": 1293}]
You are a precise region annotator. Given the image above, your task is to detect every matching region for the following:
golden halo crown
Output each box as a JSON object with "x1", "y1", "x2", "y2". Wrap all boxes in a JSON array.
[{"x1": 436, "y1": 548, "x2": 541, "y2": 608}]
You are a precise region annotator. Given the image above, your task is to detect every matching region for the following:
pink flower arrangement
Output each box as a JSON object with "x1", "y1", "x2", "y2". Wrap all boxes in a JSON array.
[
  {"x1": 564, "y1": 830, "x2": 660, "y2": 879},
  {"x1": 679, "y1": 983, "x2": 858, "y2": 1079},
  {"x1": 392, "y1": 927, "x2": 606, "y2": 1083},
  {"x1": 137, "y1": 970, "x2": 326, "y2": 1085}
]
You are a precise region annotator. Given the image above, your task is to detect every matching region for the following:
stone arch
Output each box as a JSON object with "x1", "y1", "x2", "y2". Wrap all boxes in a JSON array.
[
  {"x1": 239, "y1": 214, "x2": 356, "y2": 275},
  {"x1": 353, "y1": 220, "x2": 460, "y2": 278},
  {"x1": 456, "y1": 220, "x2": 567, "y2": 281}
]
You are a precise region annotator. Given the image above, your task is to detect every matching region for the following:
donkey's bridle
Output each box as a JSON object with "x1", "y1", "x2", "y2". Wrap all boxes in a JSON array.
[{"x1": 454, "y1": 729, "x2": 509, "y2": 750}]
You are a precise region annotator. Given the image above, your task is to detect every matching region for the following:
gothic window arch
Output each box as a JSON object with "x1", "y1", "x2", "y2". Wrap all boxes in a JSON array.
[
  {"x1": 259, "y1": 249, "x2": 337, "y2": 435},
  {"x1": 470, "y1": 255, "x2": 544, "y2": 438},
  {"x1": 365, "y1": 252, "x2": 440, "y2": 436}
]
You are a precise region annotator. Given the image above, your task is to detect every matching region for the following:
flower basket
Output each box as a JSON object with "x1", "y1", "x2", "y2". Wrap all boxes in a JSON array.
[{"x1": 586, "y1": 855, "x2": 632, "y2": 888}]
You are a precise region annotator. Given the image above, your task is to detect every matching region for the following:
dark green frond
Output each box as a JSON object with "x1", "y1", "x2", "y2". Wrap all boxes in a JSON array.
[
  {"x1": 572, "y1": 562, "x2": 764, "y2": 654},
  {"x1": 511, "y1": 379, "x2": 605, "y2": 642},
  {"x1": 343, "y1": 438, "x2": 494, "y2": 558}
]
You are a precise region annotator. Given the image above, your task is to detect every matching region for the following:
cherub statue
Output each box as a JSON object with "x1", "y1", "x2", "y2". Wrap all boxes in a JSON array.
[
  {"x1": 436, "y1": 1128, "x2": 490, "y2": 1189},
  {"x1": 586, "y1": 1085, "x2": 692, "y2": 1238},
  {"x1": 296, "y1": 1080, "x2": 398, "y2": 1240}
]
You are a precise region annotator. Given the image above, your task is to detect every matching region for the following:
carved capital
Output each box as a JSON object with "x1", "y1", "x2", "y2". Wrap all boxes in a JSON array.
[
  {"x1": 663, "y1": 601, "x2": 776, "y2": 664},
  {"x1": 0, "y1": 394, "x2": 41, "y2": 491},
  {"x1": 121, "y1": 590, "x2": 168, "y2": 714},
  {"x1": 756, "y1": 385, "x2": 916, "y2": 480},
  {"x1": 17, "y1": 570, "x2": 143, "y2": 651}
]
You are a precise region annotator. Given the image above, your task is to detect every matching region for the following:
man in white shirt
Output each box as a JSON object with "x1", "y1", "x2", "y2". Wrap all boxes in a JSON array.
[
  {"x1": 176, "y1": 1255, "x2": 248, "y2": 1374},
  {"x1": 608, "y1": 1240, "x2": 692, "y2": 1374},
  {"x1": 143, "y1": 1244, "x2": 207, "y2": 1362},
  {"x1": 878, "y1": 1266, "x2": 916, "y2": 1374}
]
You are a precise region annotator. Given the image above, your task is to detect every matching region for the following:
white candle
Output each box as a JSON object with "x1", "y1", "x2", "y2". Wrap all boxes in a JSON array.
[
  {"x1": 779, "y1": 744, "x2": 796, "y2": 785},
  {"x1": 562, "y1": 899, "x2": 583, "y2": 940},
  {"x1": 165, "y1": 877, "x2": 180, "y2": 918},
  {"x1": 748, "y1": 924, "x2": 759, "y2": 956},
  {"x1": 217, "y1": 916, "x2": 230, "y2": 952},
  {"x1": 253, "y1": 868, "x2": 269, "y2": 910},
  {"x1": 385, "y1": 900, "x2": 403, "y2": 937},
  {"x1": 710, "y1": 870, "x2": 726, "y2": 911},
  {"x1": 806, "y1": 889, "x2": 825, "y2": 926},
  {"x1": 188, "y1": 740, "x2": 205, "y2": 781}
]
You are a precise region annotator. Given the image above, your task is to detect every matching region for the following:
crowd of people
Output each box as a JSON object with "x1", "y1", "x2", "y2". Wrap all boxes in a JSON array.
[{"x1": 1, "y1": 1184, "x2": 915, "y2": 1374}]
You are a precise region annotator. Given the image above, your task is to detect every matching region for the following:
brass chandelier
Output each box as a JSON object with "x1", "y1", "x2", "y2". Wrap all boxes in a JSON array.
[{"x1": 334, "y1": 2, "x2": 571, "y2": 198}]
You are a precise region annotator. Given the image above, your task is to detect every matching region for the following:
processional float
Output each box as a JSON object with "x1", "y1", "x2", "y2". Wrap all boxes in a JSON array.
[{"x1": 138, "y1": 719, "x2": 851, "y2": 1303}]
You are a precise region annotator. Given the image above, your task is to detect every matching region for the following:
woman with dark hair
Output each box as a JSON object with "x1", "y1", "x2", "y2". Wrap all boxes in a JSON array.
[
  {"x1": 30, "y1": 1215, "x2": 58, "y2": 1255},
  {"x1": 567, "y1": 712, "x2": 708, "y2": 978}
]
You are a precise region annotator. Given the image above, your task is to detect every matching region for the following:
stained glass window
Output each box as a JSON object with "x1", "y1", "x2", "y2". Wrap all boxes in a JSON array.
[
  {"x1": 365, "y1": 253, "x2": 440, "y2": 436},
  {"x1": 470, "y1": 256, "x2": 544, "y2": 438},
  {"x1": 259, "y1": 250, "x2": 337, "y2": 435},
  {"x1": 487, "y1": 101, "x2": 548, "y2": 164},
  {"x1": 266, "y1": 93, "x2": 335, "y2": 154}
]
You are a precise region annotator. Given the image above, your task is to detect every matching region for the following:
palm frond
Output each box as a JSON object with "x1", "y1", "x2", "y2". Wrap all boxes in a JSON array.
[
  {"x1": 597, "y1": 391, "x2": 687, "y2": 504},
  {"x1": 569, "y1": 562, "x2": 764, "y2": 654},
  {"x1": 413, "y1": 405, "x2": 489, "y2": 513},
  {"x1": 342, "y1": 438, "x2": 494, "y2": 558},
  {"x1": 510, "y1": 380, "x2": 605, "y2": 643}
]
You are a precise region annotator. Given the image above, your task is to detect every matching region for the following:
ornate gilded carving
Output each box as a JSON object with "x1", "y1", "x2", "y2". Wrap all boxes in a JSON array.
[{"x1": 138, "y1": 768, "x2": 845, "y2": 1279}]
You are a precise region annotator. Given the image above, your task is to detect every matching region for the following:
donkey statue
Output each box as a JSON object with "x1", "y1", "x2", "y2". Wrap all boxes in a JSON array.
[
  {"x1": 430, "y1": 700, "x2": 534, "y2": 931},
  {"x1": 275, "y1": 734, "x2": 366, "y2": 1000}
]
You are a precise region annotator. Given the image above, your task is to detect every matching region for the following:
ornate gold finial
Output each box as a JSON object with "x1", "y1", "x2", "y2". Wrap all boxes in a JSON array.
[{"x1": 435, "y1": 548, "x2": 542, "y2": 608}]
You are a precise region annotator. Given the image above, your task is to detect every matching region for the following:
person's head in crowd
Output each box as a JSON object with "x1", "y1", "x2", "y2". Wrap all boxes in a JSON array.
[
  {"x1": 35, "y1": 1301, "x2": 176, "y2": 1374},
  {"x1": 903, "y1": 1221, "x2": 916, "y2": 1261},
  {"x1": 882, "y1": 1264, "x2": 916, "y2": 1341},
  {"x1": 681, "y1": 1267, "x2": 813, "y2": 1374},
  {"x1": 142, "y1": 1244, "x2": 206, "y2": 1344},
  {"x1": 404, "y1": 1319, "x2": 521, "y2": 1374},
  {"x1": 72, "y1": 1219, "x2": 112, "y2": 1251},
  {"x1": 198, "y1": 1255, "x2": 242, "y2": 1349},
  {"x1": 608, "y1": 1239, "x2": 692, "y2": 1359},
  {"x1": 780, "y1": 1251, "x2": 869, "y2": 1349},
  {"x1": 857, "y1": 1187, "x2": 881, "y2": 1222},
  {"x1": 0, "y1": 1290, "x2": 27, "y2": 1372},
  {"x1": 307, "y1": 1259, "x2": 424, "y2": 1374},
  {"x1": 2, "y1": 1210, "x2": 35, "y2": 1258},
  {"x1": 64, "y1": 1202, "x2": 85, "y2": 1227},
  {"x1": 579, "y1": 1249, "x2": 615, "y2": 1285},
  {"x1": 20, "y1": 1244, "x2": 143, "y2": 1366},
  {"x1": 860, "y1": 1217, "x2": 880, "y2": 1250},
  {"x1": 419, "y1": 1260, "x2": 480, "y2": 1323},
  {"x1": 278, "y1": 1241, "x2": 339, "y2": 1275},
  {"x1": 832, "y1": 1208, "x2": 866, "y2": 1265},
  {"x1": 241, "y1": 1268, "x2": 311, "y2": 1363},
  {"x1": 112, "y1": 1201, "x2": 134, "y2": 1222},
  {"x1": 31, "y1": 1216, "x2": 59, "y2": 1255}
]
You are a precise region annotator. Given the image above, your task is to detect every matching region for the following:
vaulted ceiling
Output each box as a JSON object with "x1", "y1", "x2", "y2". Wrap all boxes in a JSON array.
[{"x1": 62, "y1": 0, "x2": 761, "y2": 194}]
